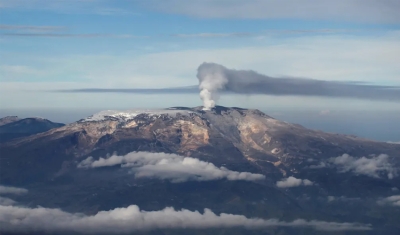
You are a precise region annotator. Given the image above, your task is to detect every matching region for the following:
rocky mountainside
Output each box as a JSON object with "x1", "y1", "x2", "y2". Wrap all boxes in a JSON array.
[
  {"x1": 0, "y1": 106, "x2": 399, "y2": 235},
  {"x1": 0, "y1": 116, "x2": 20, "y2": 126},
  {"x1": 0, "y1": 116, "x2": 65, "y2": 143}
]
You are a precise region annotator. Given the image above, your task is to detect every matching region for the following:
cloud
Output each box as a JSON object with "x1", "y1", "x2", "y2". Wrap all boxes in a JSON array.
[
  {"x1": 308, "y1": 162, "x2": 327, "y2": 169},
  {"x1": 0, "y1": 0, "x2": 132, "y2": 15},
  {"x1": 327, "y1": 196, "x2": 360, "y2": 203},
  {"x1": 173, "y1": 32, "x2": 253, "y2": 38},
  {"x1": 142, "y1": 0, "x2": 400, "y2": 23},
  {"x1": 3, "y1": 31, "x2": 399, "y2": 91},
  {"x1": 377, "y1": 195, "x2": 400, "y2": 207},
  {"x1": 0, "y1": 197, "x2": 16, "y2": 206},
  {"x1": 0, "y1": 185, "x2": 28, "y2": 195},
  {"x1": 172, "y1": 29, "x2": 366, "y2": 39},
  {"x1": 276, "y1": 177, "x2": 313, "y2": 188},
  {"x1": 0, "y1": 33, "x2": 145, "y2": 38},
  {"x1": 194, "y1": 62, "x2": 400, "y2": 102},
  {"x1": 0, "y1": 24, "x2": 65, "y2": 33},
  {"x1": 78, "y1": 151, "x2": 266, "y2": 183},
  {"x1": 0, "y1": 23, "x2": 145, "y2": 39},
  {"x1": 0, "y1": 204, "x2": 371, "y2": 233},
  {"x1": 329, "y1": 154, "x2": 397, "y2": 179},
  {"x1": 387, "y1": 141, "x2": 400, "y2": 144},
  {"x1": 59, "y1": 62, "x2": 400, "y2": 102},
  {"x1": 61, "y1": 86, "x2": 198, "y2": 94}
]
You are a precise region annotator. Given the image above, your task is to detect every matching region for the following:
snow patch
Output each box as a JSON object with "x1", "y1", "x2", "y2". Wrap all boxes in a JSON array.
[{"x1": 82, "y1": 109, "x2": 193, "y2": 122}]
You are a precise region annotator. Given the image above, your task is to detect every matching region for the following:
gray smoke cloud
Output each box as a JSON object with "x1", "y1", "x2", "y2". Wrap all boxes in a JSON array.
[
  {"x1": 196, "y1": 62, "x2": 400, "y2": 108},
  {"x1": 0, "y1": 204, "x2": 371, "y2": 233},
  {"x1": 276, "y1": 177, "x2": 313, "y2": 188},
  {"x1": 78, "y1": 151, "x2": 265, "y2": 182}
]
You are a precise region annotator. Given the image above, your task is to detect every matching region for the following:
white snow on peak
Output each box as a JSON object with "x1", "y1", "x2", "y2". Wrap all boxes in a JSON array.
[{"x1": 83, "y1": 109, "x2": 193, "y2": 122}]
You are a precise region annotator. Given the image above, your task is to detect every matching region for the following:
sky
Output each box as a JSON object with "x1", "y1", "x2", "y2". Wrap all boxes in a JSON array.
[{"x1": 0, "y1": 0, "x2": 399, "y2": 141}]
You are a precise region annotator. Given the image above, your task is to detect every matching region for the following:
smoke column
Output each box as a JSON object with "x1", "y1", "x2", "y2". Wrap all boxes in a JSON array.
[{"x1": 197, "y1": 63, "x2": 228, "y2": 110}]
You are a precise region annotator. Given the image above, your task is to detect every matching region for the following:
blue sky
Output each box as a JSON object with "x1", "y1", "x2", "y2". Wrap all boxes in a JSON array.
[{"x1": 0, "y1": 0, "x2": 399, "y2": 140}]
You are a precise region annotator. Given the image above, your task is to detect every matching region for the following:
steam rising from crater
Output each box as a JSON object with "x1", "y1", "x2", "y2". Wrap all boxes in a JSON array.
[
  {"x1": 197, "y1": 63, "x2": 228, "y2": 110},
  {"x1": 196, "y1": 62, "x2": 400, "y2": 109}
]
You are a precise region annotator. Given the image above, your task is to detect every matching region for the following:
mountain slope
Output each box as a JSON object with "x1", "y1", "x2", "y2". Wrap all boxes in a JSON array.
[
  {"x1": 0, "y1": 116, "x2": 20, "y2": 126},
  {"x1": 0, "y1": 117, "x2": 65, "y2": 143},
  {"x1": 0, "y1": 106, "x2": 399, "y2": 235}
]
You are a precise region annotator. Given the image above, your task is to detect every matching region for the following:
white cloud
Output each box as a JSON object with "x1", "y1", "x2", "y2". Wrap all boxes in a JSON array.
[
  {"x1": 0, "y1": 204, "x2": 371, "y2": 233},
  {"x1": 2, "y1": 32, "x2": 400, "y2": 88},
  {"x1": 0, "y1": 197, "x2": 16, "y2": 206},
  {"x1": 78, "y1": 151, "x2": 266, "y2": 183},
  {"x1": 0, "y1": 185, "x2": 28, "y2": 195},
  {"x1": 308, "y1": 162, "x2": 327, "y2": 169},
  {"x1": 387, "y1": 141, "x2": 400, "y2": 144},
  {"x1": 377, "y1": 195, "x2": 400, "y2": 207},
  {"x1": 276, "y1": 177, "x2": 313, "y2": 188},
  {"x1": 329, "y1": 154, "x2": 397, "y2": 179},
  {"x1": 144, "y1": 0, "x2": 400, "y2": 23},
  {"x1": 0, "y1": 24, "x2": 66, "y2": 33}
]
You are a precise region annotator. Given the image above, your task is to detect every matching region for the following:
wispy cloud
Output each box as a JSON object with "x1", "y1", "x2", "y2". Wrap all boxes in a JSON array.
[
  {"x1": 276, "y1": 177, "x2": 313, "y2": 188},
  {"x1": 143, "y1": 0, "x2": 400, "y2": 23},
  {"x1": 0, "y1": 185, "x2": 28, "y2": 206},
  {"x1": 78, "y1": 151, "x2": 266, "y2": 183},
  {"x1": 0, "y1": 0, "x2": 132, "y2": 15},
  {"x1": 0, "y1": 204, "x2": 371, "y2": 233},
  {"x1": 330, "y1": 154, "x2": 397, "y2": 179},
  {"x1": 173, "y1": 32, "x2": 253, "y2": 38},
  {"x1": 0, "y1": 33, "x2": 145, "y2": 38},
  {"x1": 377, "y1": 195, "x2": 400, "y2": 207},
  {"x1": 61, "y1": 62, "x2": 400, "y2": 102},
  {"x1": 0, "y1": 197, "x2": 16, "y2": 206},
  {"x1": 308, "y1": 154, "x2": 398, "y2": 179},
  {"x1": 173, "y1": 29, "x2": 370, "y2": 39},
  {"x1": 0, "y1": 185, "x2": 28, "y2": 195},
  {"x1": 0, "y1": 23, "x2": 145, "y2": 38},
  {"x1": 0, "y1": 24, "x2": 66, "y2": 33}
]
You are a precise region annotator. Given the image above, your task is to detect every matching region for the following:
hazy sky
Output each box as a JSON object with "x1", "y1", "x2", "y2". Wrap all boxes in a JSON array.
[{"x1": 0, "y1": 0, "x2": 399, "y2": 141}]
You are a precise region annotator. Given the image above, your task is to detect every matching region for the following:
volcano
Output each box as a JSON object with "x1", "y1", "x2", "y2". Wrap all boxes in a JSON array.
[{"x1": 0, "y1": 106, "x2": 399, "y2": 234}]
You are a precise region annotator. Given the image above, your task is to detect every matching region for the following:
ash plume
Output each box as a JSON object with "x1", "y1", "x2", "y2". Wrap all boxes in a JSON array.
[
  {"x1": 197, "y1": 63, "x2": 228, "y2": 110},
  {"x1": 195, "y1": 62, "x2": 400, "y2": 108}
]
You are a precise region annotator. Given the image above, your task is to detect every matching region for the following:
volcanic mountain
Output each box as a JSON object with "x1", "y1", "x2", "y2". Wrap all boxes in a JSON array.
[
  {"x1": 0, "y1": 116, "x2": 64, "y2": 143},
  {"x1": 0, "y1": 106, "x2": 399, "y2": 235}
]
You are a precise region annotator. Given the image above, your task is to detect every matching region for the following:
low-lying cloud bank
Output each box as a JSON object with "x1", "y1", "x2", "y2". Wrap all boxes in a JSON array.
[
  {"x1": 0, "y1": 185, "x2": 28, "y2": 195},
  {"x1": 276, "y1": 177, "x2": 313, "y2": 188},
  {"x1": 78, "y1": 151, "x2": 265, "y2": 182},
  {"x1": 377, "y1": 195, "x2": 400, "y2": 207},
  {"x1": 309, "y1": 154, "x2": 398, "y2": 179},
  {"x1": 0, "y1": 185, "x2": 28, "y2": 206},
  {"x1": 0, "y1": 204, "x2": 371, "y2": 233},
  {"x1": 0, "y1": 197, "x2": 16, "y2": 206},
  {"x1": 330, "y1": 154, "x2": 397, "y2": 179}
]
